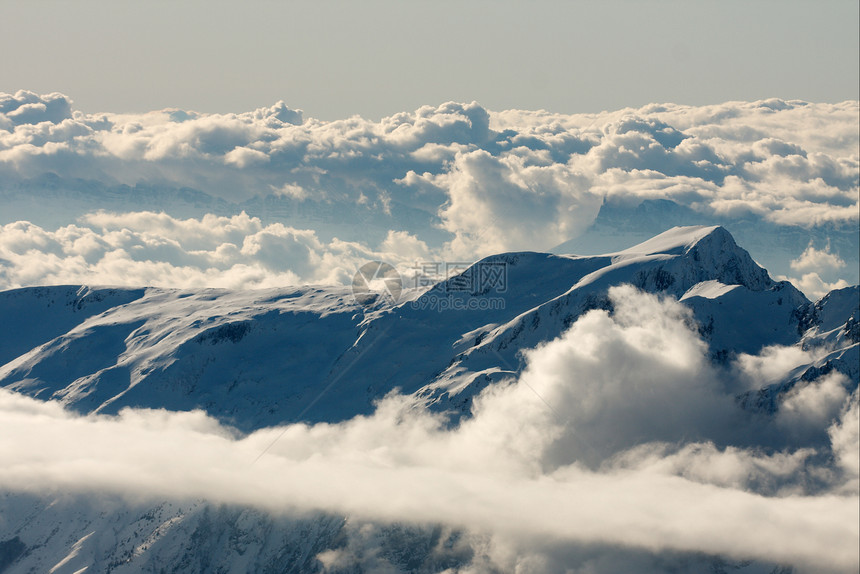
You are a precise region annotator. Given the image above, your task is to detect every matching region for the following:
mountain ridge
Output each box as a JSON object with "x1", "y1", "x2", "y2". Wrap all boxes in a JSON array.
[{"x1": 1, "y1": 226, "x2": 852, "y2": 432}]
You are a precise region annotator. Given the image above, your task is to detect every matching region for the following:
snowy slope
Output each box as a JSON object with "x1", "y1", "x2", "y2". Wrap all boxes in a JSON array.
[
  {"x1": 0, "y1": 286, "x2": 146, "y2": 367},
  {"x1": 737, "y1": 285, "x2": 860, "y2": 414},
  {"x1": 0, "y1": 286, "x2": 371, "y2": 429},
  {"x1": 0, "y1": 493, "x2": 348, "y2": 574}
]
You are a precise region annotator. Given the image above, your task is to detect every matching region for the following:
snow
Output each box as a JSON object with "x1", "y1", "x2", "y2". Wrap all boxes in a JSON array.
[
  {"x1": 813, "y1": 285, "x2": 859, "y2": 335},
  {"x1": 680, "y1": 280, "x2": 740, "y2": 301},
  {"x1": 612, "y1": 225, "x2": 723, "y2": 258},
  {"x1": 0, "y1": 493, "x2": 346, "y2": 574},
  {"x1": 49, "y1": 531, "x2": 93, "y2": 574}
]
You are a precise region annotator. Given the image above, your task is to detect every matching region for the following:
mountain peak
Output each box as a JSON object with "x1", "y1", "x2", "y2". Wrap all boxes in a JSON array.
[
  {"x1": 614, "y1": 225, "x2": 729, "y2": 257},
  {"x1": 609, "y1": 225, "x2": 775, "y2": 292}
]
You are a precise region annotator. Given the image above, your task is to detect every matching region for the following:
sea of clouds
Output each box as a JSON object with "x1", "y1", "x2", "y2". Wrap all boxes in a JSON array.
[
  {"x1": 0, "y1": 91, "x2": 857, "y2": 298},
  {"x1": 1, "y1": 287, "x2": 857, "y2": 572}
]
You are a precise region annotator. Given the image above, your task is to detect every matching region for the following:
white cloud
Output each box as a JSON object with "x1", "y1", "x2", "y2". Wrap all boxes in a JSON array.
[
  {"x1": 777, "y1": 372, "x2": 852, "y2": 438},
  {"x1": 0, "y1": 211, "x2": 434, "y2": 290},
  {"x1": 437, "y1": 150, "x2": 601, "y2": 258},
  {"x1": 829, "y1": 389, "x2": 860, "y2": 495},
  {"x1": 272, "y1": 182, "x2": 309, "y2": 200},
  {"x1": 224, "y1": 146, "x2": 270, "y2": 168},
  {"x1": 1, "y1": 92, "x2": 857, "y2": 270},
  {"x1": 460, "y1": 284, "x2": 736, "y2": 469},
  {"x1": 0, "y1": 90, "x2": 72, "y2": 125},
  {"x1": 1, "y1": 286, "x2": 857, "y2": 572},
  {"x1": 605, "y1": 441, "x2": 817, "y2": 496},
  {"x1": 779, "y1": 272, "x2": 851, "y2": 301},
  {"x1": 776, "y1": 239, "x2": 853, "y2": 299},
  {"x1": 791, "y1": 243, "x2": 847, "y2": 274},
  {"x1": 379, "y1": 229, "x2": 431, "y2": 260},
  {"x1": 734, "y1": 344, "x2": 823, "y2": 389}
]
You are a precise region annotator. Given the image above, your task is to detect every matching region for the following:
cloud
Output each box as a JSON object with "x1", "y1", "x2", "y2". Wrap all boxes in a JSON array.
[
  {"x1": 791, "y1": 243, "x2": 847, "y2": 274},
  {"x1": 829, "y1": 389, "x2": 860, "y2": 495},
  {"x1": 437, "y1": 150, "x2": 600, "y2": 258},
  {"x1": 224, "y1": 146, "x2": 270, "y2": 168},
  {"x1": 0, "y1": 211, "x2": 434, "y2": 290},
  {"x1": 777, "y1": 372, "x2": 852, "y2": 441},
  {"x1": 460, "y1": 284, "x2": 738, "y2": 469},
  {"x1": 1, "y1": 93, "x2": 857, "y2": 273},
  {"x1": 1, "y1": 286, "x2": 857, "y2": 572},
  {"x1": 604, "y1": 442, "x2": 817, "y2": 496},
  {"x1": 272, "y1": 182, "x2": 310, "y2": 200},
  {"x1": 0, "y1": 90, "x2": 73, "y2": 126},
  {"x1": 779, "y1": 272, "x2": 851, "y2": 301},
  {"x1": 733, "y1": 344, "x2": 824, "y2": 390},
  {"x1": 773, "y1": 240, "x2": 853, "y2": 299}
]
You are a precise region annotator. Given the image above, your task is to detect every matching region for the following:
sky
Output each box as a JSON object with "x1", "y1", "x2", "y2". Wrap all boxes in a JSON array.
[{"x1": 1, "y1": 0, "x2": 858, "y2": 120}]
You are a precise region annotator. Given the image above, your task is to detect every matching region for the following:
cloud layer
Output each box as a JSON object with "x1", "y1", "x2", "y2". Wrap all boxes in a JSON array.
[
  {"x1": 0, "y1": 211, "x2": 436, "y2": 289},
  {"x1": 1, "y1": 287, "x2": 857, "y2": 572},
  {"x1": 0, "y1": 91, "x2": 857, "y2": 296},
  {"x1": 1, "y1": 92, "x2": 857, "y2": 242}
]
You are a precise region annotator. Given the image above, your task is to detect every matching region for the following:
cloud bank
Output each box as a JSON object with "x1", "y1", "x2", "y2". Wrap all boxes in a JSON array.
[
  {"x1": 0, "y1": 92, "x2": 857, "y2": 285},
  {"x1": 1, "y1": 287, "x2": 856, "y2": 572},
  {"x1": 778, "y1": 242, "x2": 852, "y2": 299},
  {"x1": 0, "y1": 211, "x2": 435, "y2": 290}
]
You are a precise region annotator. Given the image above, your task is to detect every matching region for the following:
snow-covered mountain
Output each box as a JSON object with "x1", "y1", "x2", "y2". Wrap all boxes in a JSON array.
[
  {"x1": 1, "y1": 225, "x2": 849, "y2": 429},
  {"x1": 0, "y1": 226, "x2": 857, "y2": 573}
]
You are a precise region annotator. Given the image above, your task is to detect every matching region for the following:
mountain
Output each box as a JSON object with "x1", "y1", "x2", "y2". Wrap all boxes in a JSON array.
[
  {"x1": 1, "y1": 225, "x2": 842, "y2": 430},
  {"x1": 0, "y1": 226, "x2": 857, "y2": 573},
  {"x1": 738, "y1": 284, "x2": 860, "y2": 414}
]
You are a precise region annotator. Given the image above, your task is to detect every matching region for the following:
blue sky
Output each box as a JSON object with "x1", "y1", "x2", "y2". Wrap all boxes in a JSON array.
[{"x1": 1, "y1": 0, "x2": 857, "y2": 119}]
